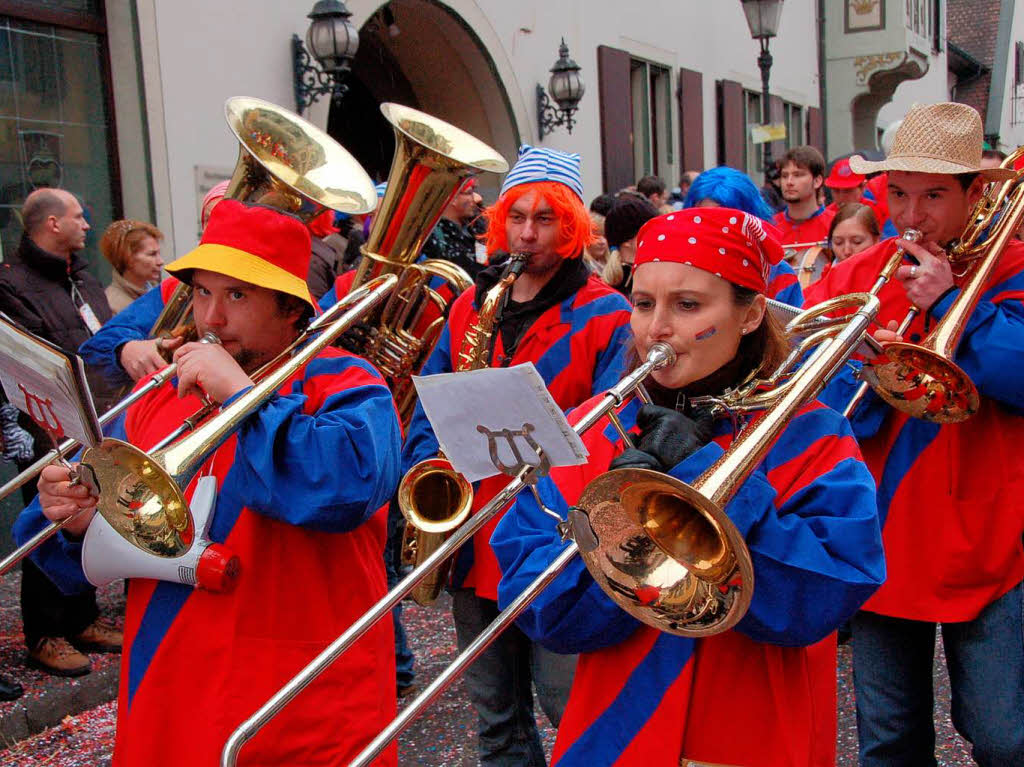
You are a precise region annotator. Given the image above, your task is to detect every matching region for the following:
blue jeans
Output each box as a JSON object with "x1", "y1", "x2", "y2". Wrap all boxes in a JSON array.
[
  {"x1": 852, "y1": 581, "x2": 1024, "y2": 767},
  {"x1": 452, "y1": 589, "x2": 576, "y2": 767},
  {"x1": 385, "y1": 501, "x2": 415, "y2": 689}
]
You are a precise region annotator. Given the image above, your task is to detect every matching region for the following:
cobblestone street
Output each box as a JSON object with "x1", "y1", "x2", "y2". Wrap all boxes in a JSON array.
[{"x1": 0, "y1": 587, "x2": 974, "y2": 766}]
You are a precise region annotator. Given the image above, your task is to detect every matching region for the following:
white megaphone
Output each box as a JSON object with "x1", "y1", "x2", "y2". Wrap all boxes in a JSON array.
[{"x1": 81, "y1": 476, "x2": 239, "y2": 592}]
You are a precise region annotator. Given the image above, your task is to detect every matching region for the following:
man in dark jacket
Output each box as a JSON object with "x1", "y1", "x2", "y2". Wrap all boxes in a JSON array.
[
  {"x1": 420, "y1": 177, "x2": 487, "y2": 279},
  {"x1": 0, "y1": 188, "x2": 122, "y2": 679}
]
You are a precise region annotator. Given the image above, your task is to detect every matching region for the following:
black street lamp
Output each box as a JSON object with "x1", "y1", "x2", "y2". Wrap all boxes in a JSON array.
[
  {"x1": 292, "y1": 0, "x2": 360, "y2": 115},
  {"x1": 740, "y1": 0, "x2": 784, "y2": 175},
  {"x1": 537, "y1": 39, "x2": 586, "y2": 139}
]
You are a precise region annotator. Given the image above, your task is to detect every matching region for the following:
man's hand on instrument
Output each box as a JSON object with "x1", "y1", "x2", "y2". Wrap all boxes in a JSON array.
[
  {"x1": 894, "y1": 238, "x2": 954, "y2": 311},
  {"x1": 173, "y1": 341, "x2": 252, "y2": 404},
  {"x1": 38, "y1": 464, "x2": 97, "y2": 537},
  {"x1": 862, "y1": 320, "x2": 905, "y2": 359},
  {"x1": 609, "y1": 404, "x2": 714, "y2": 472},
  {"x1": 120, "y1": 337, "x2": 182, "y2": 381}
]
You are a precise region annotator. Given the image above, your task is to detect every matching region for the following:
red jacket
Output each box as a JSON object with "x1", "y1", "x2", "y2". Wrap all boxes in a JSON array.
[
  {"x1": 807, "y1": 237, "x2": 1024, "y2": 621},
  {"x1": 773, "y1": 206, "x2": 834, "y2": 247}
]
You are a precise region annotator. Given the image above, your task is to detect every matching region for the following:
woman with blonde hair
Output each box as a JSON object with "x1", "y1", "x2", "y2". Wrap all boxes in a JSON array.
[{"x1": 99, "y1": 219, "x2": 164, "y2": 314}]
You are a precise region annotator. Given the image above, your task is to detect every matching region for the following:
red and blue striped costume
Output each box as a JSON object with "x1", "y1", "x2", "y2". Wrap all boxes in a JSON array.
[
  {"x1": 766, "y1": 261, "x2": 803, "y2": 306},
  {"x1": 808, "y1": 237, "x2": 1024, "y2": 621},
  {"x1": 402, "y1": 275, "x2": 633, "y2": 600},
  {"x1": 492, "y1": 396, "x2": 885, "y2": 766},
  {"x1": 15, "y1": 348, "x2": 403, "y2": 766}
]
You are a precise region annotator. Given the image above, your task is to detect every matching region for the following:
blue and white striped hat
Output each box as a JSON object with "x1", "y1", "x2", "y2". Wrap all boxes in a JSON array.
[
  {"x1": 499, "y1": 144, "x2": 584, "y2": 201},
  {"x1": 374, "y1": 182, "x2": 388, "y2": 198}
]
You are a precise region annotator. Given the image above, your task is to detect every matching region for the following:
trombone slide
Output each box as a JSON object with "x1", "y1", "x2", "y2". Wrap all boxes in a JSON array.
[{"x1": 219, "y1": 342, "x2": 676, "y2": 767}]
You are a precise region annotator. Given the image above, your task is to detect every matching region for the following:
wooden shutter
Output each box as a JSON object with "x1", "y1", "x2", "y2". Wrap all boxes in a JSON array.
[
  {"x1": 716, "y1": 79, "x2": 744, "y2": 169},
  {"x1": 597, "y1": 45, "x2": 634, "y2": 194},
  {"x1": 806, "y1": 107, "x2": 824, "y2": 154},
  {"x1": 677, "y1": 67, "x2": 704, "y2": 172}
]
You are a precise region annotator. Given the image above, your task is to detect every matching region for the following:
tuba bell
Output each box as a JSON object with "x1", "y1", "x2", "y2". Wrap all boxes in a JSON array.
[
  {"x1": 397, "y1": 254, "x2": 527, "y2": 604},
  {"x1": 150, "y1": 96, "x2": 378, "y2": 340},
  {"x1": 348, "y1": 103, "x2": 509, "y2": 422}
]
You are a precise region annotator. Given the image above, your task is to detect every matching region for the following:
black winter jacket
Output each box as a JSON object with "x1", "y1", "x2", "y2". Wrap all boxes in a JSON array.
[{"x1": 0, "y1": 235, "x2": 116, "y2": 411}]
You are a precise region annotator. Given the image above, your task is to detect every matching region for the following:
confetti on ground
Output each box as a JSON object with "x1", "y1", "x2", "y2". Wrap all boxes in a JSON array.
[{"x1": 0, "y1": 583, "x2": 974, "y2": 765}]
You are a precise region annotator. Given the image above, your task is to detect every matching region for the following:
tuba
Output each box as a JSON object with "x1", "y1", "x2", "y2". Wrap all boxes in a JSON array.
[
  {"x1": 397, "y1": 254, "x2": 527, "y2": 605},
  {"x1": 150, "y1": 96, "x2": 378, "y2": 344},
  {"x1": 348, "y1": 103, "x2": 509, "y2": 422},
  {"x1": 0, "y1": 98, "x2": 385, "y2": 583}
]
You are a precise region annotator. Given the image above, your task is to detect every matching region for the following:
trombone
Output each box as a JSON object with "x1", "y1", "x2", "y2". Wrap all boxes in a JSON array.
[
  {"x1": 0, "y1": 276, "x2": 396, "y2": 577},
  {"x1": 0, "y1": 96, "x2": 378, "y2": 506},
  {"x1": 220, "y1": 341, "x2": 678, "y2": 767},
  {"x1": 344, "y1": 287, "x2": 886, "y2": 765},
  {"x1": 849, "y1": 147, "x2": 1024, "y2": 422}
]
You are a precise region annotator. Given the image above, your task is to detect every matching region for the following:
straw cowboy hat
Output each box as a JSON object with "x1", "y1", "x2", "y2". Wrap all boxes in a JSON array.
[{"x1": 849, "y1": 102, "x2": 1014, "y2": 181}]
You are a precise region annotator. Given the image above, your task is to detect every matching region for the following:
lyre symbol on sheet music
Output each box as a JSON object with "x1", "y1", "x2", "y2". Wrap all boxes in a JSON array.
[
  {"x1": 477, "y1": 422, "x2": 552, "y2": 478},
  {"x1": 18, "y1": 383, "x2": 64, "y2": 441}
]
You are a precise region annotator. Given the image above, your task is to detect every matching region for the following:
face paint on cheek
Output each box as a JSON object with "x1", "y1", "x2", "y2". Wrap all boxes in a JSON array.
[{"x1": 695, "y1": 326, "x2": 717, "y2": 341}]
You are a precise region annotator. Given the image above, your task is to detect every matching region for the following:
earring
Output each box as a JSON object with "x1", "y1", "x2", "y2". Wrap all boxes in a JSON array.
[{"x1": 741, "y1": 328, "x2": 748, "y2": 335}]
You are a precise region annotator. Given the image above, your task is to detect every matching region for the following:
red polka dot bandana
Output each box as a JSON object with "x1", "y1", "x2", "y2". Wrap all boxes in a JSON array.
[{"x1": 633, "y1": 207, "x2": 784, "y2": 294}]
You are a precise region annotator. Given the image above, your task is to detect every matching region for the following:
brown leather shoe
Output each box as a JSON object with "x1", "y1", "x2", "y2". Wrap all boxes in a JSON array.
[
  {"x1": 72, "y1": 616, "x2": 123, "y2": 654},
  {"x1": 27, "y1": 637, "x2": 91, "y2": 677}
]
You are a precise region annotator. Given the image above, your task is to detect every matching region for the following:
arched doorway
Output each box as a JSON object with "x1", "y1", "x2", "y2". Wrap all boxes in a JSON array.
[{"x1": 329, "y1": 0, "x2": 519, "y2": 200}]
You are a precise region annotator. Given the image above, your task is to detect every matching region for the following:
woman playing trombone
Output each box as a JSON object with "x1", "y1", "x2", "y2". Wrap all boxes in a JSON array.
[{"x1": 491, "y1": 207, "x2": 886, "y2": 767}]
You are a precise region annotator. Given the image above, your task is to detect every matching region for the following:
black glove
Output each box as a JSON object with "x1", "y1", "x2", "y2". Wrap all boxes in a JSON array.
[
  {"x1": 609, "y1": 403, "x2": 714, "y2": 472},
  {"x1": 609, "y1": 447, "x2": 662, "y2": 472}
]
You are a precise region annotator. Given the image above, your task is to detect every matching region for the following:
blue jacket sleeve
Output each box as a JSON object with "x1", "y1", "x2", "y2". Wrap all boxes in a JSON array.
[
  {"x1": 229, "y1": 355, "x2": 402, "y2": 532},
  {"x1": 666, "y1": 411, "x2": 885, "y2": 646},
  {"x1": 78, "y1": 286, "x2": 164, "y2": 389},
  {"x1": 927, "y1": 273, "x2": 1024, "y2": 411},
  {"x1": 401, "y1": 322, "x2": 454, "y2": 476},
  {"x1": 817, "y1": 360, "x2": 888, "y2": 440},
  {"x1": 493, "y1": 472, "x2": 643, "y2": 654}
]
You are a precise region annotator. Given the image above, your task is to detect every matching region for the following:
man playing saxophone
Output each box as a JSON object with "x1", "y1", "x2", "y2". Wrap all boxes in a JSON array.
[
  {"x1": 806, "y1": 103, "x2": 1024, "y2": 766},
  {"x1": 402, "y1": 145, "x2": 633, "y2": 765},
  {"x1": 14, "y1": 201, "x2": 404, "y2": 766}
]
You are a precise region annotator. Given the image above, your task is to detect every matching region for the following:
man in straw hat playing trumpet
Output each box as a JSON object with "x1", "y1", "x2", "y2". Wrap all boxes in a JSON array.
[
  {"x1": 14, "y1": 200, "x2": 404, "y2": 766},
  {"x1": 806, "y1": 103, "x2": 1024, "y2": 766}
]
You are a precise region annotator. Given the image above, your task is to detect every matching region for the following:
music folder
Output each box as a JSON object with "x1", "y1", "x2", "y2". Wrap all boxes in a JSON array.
[{"x1": 0, "y1": 312, "x2": 102, "y2": 448}]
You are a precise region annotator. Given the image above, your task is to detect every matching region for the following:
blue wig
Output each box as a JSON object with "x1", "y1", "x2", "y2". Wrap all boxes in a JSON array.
[{"x1": 683, "y1": 166, "x2": 775, "y2": 222}]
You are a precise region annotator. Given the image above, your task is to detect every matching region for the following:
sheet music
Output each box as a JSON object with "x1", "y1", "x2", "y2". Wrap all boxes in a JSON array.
[
  {"x1": 0, "y1": 313, "x2": 102, "y2": 447},
  {"x1": 413, "y1": 363, "x2": 588, "y2": 483}
]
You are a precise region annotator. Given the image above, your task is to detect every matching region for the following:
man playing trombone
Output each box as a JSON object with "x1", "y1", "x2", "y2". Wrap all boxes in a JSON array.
[
  {"x1": 14, "y1": 200, "x2": 404, "y2": 767},
  {"x1": 806, "y1": 102, "x2": 1024, "y2": 766},
  {"x1": 402, "y1": 145, "x2": 633, "y2": 765}
]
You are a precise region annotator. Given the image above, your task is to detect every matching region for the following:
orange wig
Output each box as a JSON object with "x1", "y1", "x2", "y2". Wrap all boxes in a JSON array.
[{"x1": 484, "y1": 181, "x2": 593, "y2": 260}]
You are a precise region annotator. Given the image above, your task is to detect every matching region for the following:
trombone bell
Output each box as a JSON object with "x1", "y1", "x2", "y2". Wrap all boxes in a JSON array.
[
  {"x1": 79, "y1": 438, "x2": 194, "y2": 557},
  {"x1": 863, "y1": 342, "x2": 979, "y2": 423},
  {"x1": 574, "y1": 468, "x2": 754, "y2": 637}
]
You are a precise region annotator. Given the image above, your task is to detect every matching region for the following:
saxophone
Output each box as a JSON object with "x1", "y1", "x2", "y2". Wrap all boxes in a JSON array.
[{"x1": 397, "y1": 254, "x2": 527, "y2": 605}]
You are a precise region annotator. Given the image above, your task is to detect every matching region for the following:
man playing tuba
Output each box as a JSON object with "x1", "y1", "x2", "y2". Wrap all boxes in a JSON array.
[{"x1": 15, "y1": 201, "x2": 403, "y2": 766}]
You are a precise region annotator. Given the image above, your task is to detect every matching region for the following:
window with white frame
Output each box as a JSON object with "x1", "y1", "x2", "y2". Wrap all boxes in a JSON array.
[{"x1": 630, "y1": 58, "x2": 674, "y2": 186}]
